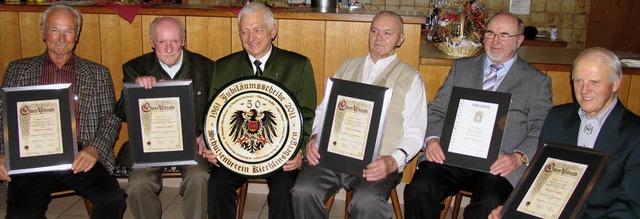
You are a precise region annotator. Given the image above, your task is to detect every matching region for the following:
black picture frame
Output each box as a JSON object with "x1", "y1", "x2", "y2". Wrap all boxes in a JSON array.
[
  {"x1": 123, "y1": 80, "x2": 197, "y2": 168},
  {"x1": 440, "y1": 86, "x2": 512, "y2": 173},
  {"x1": 317, "y1": 78, "x2": 393, "y2": 176},
  {"x1": 501, "y1": 143, "x2": 610, "y2": 219},
  {"x1": 2, "y1": 84, "x2": 77, "y2": 175}
]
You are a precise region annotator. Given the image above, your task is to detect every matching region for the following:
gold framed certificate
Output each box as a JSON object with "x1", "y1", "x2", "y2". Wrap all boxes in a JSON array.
[
  {"x1": 123, "y1": 80, "x2": 197, "y2": 168},
  {"x1": 2, "y1": 84, "x2": 78, "y2": 174},
  {"x1": 317, "y1": 78, "x2": 392, "y2": 176},
  {"x1": 440, "y1": 86, "x2": 511, "y2": 173},
  {"x1": 501, "y1": 143, "x2": 609, "y2": 219},
  {"x1": 205, "y1": 77, "x2": 303, "y2": 178}
]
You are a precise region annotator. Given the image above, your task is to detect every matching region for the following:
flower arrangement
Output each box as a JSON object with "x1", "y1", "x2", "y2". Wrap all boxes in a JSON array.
[{"x1": 430, "y1": 0, "x2": 487, "y2": 57}]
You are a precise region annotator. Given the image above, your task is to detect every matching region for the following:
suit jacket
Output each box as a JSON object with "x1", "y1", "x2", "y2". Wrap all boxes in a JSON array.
[
  {"x1": 539, "y1": 101, "x2": 640, "y2": 218},
  {"x1": 425, "y1": 54, "x2": 554, "y2": 186},
  {"x1": 0, "y1": 53, "x2": 121, "y2": 173},
  {"x1": 114, "y1": 49, "x2": 214, "y2": 134},
  {"x1": 210, "y1": 46, "x2": 317, "y2": 151}
]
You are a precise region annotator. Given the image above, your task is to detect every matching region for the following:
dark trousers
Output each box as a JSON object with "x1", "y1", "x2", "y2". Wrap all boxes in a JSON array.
[
  {"x1": 6, "y1": 162, "x2": 126, "y2": 219},
  {"x1": 404, "y1": 161, "x2": 513, "y2": 219},
  {"x1": 207, "y1": 165, "x2": 299, "y2": 219}
]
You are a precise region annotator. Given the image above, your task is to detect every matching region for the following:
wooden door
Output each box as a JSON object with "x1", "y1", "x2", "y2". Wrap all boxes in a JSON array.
[{"x1": 587, "y1": 0, "x2": 640, "y2": 52}]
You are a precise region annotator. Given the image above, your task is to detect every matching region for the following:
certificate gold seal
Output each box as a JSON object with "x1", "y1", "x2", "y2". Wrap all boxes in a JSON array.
[{"x1": 205, "y1": 78, "x2": 303, "y2": 178}]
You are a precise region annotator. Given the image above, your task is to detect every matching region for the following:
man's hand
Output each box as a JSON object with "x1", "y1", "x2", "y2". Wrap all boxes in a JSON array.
[
  {"x1": 196, "y1": 134, "x2": 206, "y2": 156},
  {"x1": 0, "y1": 155, "x2": 11, "y2": 182},
  {"x1": 135, "y1": 76, "x2": 158, "y2": 89},
  {"x1": 201, "y1": 148, "x2": 219, "y2": 167},
  {"x1": 363, "y1": 156, "x2": 397, "y2": 182},
  {"x1": 283, "y1": 151, "x2": 302, "y2": 171},
  {"x1": 490, "y1": 153, "x2": 523, "y2": 177},
  {"x1": 488, "y1": 205, "x2": 503, "y2": 219},
  {"x1": 425, "y1": 138, "x2": 446, "y2": 164},
  {"x1": 306, "y1": 136, "x2": 321, "y2": 166},
  {"x1": 72, "y1": 146, "x2": 99, "y2": 174}
]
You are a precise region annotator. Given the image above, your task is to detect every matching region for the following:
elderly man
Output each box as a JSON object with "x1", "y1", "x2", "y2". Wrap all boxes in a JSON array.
[
  {"x1": 200, "y1": 2, "x2": 316, "y2": 218},
  {"x1": 489, "y1": 47, "x2": 640, "y2": 219},
  {"x1": 291, "y1": 11, "x2": 428, "y2": 219},
  {"x1": 404, "y1": 12, "x2": 554, "y2": 218},
  {"x1": 114, "y1": 17, "x2": 213, "y2": 219},
  {"x1": 0, "y1": 5, "x2": 125, "y2": 218}
]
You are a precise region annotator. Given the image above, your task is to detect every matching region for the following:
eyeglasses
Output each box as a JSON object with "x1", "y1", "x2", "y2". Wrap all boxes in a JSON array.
[{"x1": 484, "y1": 31, "x2": 522, "y2": 41}]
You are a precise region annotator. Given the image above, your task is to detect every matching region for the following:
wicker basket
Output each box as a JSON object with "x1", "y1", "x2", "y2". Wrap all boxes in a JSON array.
[{"x1": 435, "y1": 39, "x2": 483, "y2": 57}]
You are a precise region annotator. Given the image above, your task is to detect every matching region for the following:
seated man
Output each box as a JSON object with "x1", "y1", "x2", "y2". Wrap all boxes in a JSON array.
[
  {"x1": 200, "y1": 2, "x2": 316, "y2": 218},
  {"x1": 489, "y1": 47, "x2": 640, "y2": 219},
  {"x1": 113, "y1": 17, "x2": 213, "y2": 219},
  {"x1": 291, "y1": 11, "x2": 428, "y2": 219},
  {"x1": 404, "y1": 12, "x2": 554, "y2": 219},
  {"x1": 0, "y1": 5, "x2": 125, "y2": 219}
]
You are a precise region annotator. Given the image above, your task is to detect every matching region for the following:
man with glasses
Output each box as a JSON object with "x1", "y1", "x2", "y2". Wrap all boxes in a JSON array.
[{"x1": 404, "y1": 12, "x2": 553, "y2": 218}]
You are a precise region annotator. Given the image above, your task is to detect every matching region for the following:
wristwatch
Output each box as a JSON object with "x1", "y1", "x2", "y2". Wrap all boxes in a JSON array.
[
  {"x1": 514, "y1": 150, "x2": 529, "y2": 165},
  {"x1": 397, "y1": 148, "x2": 410, "y2": 163}
]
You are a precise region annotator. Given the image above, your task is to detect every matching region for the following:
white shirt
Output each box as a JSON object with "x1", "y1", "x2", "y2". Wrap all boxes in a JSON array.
[
  {"x1": 159, "y1": 49, "x2": 184, "y2": 79},
  {"x1": 312, "y1": 54, "x2": 428, "y2": 172},
  {"x1": 577, "y1": 98, "x2": 617, "y2": 148},
  {"x1": 249, "y1": 47, "x2": 273, "y2": 75}
]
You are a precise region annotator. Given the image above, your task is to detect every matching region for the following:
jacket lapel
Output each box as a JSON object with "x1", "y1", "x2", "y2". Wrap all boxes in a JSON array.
[
  {"x1": 593, "y1": 101, "x2": 623, "y2": 152},
  {"x1": 496, "y1": 57, "x2": 524, "y2": 93}
]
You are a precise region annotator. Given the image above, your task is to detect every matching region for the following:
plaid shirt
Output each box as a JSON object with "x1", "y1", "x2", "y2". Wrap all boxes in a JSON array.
[{"x1": 1, "y1": 53, "x2": 121, "y2": 173}]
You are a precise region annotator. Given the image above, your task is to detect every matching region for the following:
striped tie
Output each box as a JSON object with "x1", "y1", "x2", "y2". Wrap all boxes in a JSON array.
[
  {"x1": 254, "y1": 60, "x2": 263, "y2": 76},
  {"x1": 483, "y1": 64, "x2": 503, "y2": 91}
]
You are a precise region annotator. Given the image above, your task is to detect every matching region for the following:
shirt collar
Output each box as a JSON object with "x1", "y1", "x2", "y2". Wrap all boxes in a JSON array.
[
  {"x1": 159, "y1": 49, "x2": 184, "y2": 78},
  {"x1": 249, "y1": 46, "x2": 273, "y2": 72},
  {"x1": 578, "y1": 98, "x2": 618, "y2": 125},
  {"x1": 483, "y1": 54, "x2": 518, "y2": 76}
]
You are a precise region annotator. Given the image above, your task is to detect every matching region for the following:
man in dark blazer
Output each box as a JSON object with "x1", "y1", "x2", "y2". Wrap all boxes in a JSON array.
[
  {"x1": 200, "y1": 2, "x2": 316, "y2": 219},
  {"x1": 113, "y1": 17, "x2": 213, "y2": 219},
  {"x1": 404, "y1": 12, "x2": 554, "y2": 218},
  {"x1": 0, "y1": 5, "x2": 125, "y2": 218},
  {"x1": 490, "y1": 47, "x2": 640, "y2": 219}
]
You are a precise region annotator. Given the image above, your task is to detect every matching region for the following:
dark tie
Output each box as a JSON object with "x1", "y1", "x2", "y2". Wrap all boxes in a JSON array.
[
  {"x1": 483, "y1": 64, "x2": 503, "y2": 91},
  {"x1": 254, "y1": 60, "x2": 263, "y2": 76}
]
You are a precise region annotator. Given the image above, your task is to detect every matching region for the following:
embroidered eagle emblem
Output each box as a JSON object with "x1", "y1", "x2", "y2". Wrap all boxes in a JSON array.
[{"x1": 229, "y1": 109, "x2": 278, "y2": 153}]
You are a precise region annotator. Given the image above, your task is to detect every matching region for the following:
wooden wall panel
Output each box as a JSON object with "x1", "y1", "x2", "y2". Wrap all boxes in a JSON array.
[
  {"x1": 617, "y1": 74, "x2": 632, "y2": 110},
  {"x1": 0, "y1": 12, "x2": 21, "y2": 81},
  {"x1": 546, "y1": 71, "x2": 574, "y2": 105},
  {"x1": 18, "y1": 12, "x2": 45, "y2": 58},
  {"x1": 277, "y1": 19, "x2": 325, "y2": 104},
  {"x1": 186, "y1": 16, "x2": 232, "y2": 61},
  {"x1": 627, "y1": 75, "x2": 640, "y2": 115},
  {"x1": 100, "y1": 14, "x2": 144, "y2": 152},
  {"x1": 75, "y1": 14, "x2": 102, "y2": 64},
  {"x1": 420, "y1": 65, "x2": 450, "y2": 102},
  {"x1": 230, "y1": 18, "x2": 243, "y2": 53},
  {"x1": 397, "y1": 24, "x2": 421, "y2": 69},
  {"x1": 142, "y1": 15, "x2": 186, "y2": 54},
  {"x1": 324, "y1": 21, "x2": 369, "y2": 89}
]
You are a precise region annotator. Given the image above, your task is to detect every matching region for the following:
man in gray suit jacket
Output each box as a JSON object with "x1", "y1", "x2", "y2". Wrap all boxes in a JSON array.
[
  {"x1": 0, "y1": 5, "x2": 125, "y2": 218},
  {"x1": 404, "y1": 12, "x2": 553, "y2": 219}
]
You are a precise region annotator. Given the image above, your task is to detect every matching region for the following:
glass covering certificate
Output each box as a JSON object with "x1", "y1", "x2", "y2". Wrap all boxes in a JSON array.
[
  {"x1": 448, "y1": 99, "x2": 499, "y2": 159},
  {"x1": 139, "y1": 97, "x2": 183, "y2": 153},
  {"x1": 517, "y1": 158, "x2": 587, "y2": 219},
  {"x1": 326, "y1": 95, "x2": 375, "y2": 160},
  {"x1": 16, "y1": 99, "x2": 64, "y2": 157}
]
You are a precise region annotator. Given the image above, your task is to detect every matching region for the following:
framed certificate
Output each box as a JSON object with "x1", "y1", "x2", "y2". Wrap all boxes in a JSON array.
[
  {"x1": 123, "y1": 80, "x2": 197, "y2": 168},
  {"x1": 2, "y1": 84, "x2": 78, "y2": 174},
  {"x1": 317, "y1": 78, "x2": 393, "y2": 176},
  {"x1": 440, "y1": 86, "x2": 511, "y2": 173},
  {"x1": 501, "y1": 143, "x2": 609, "y2": 219}
]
